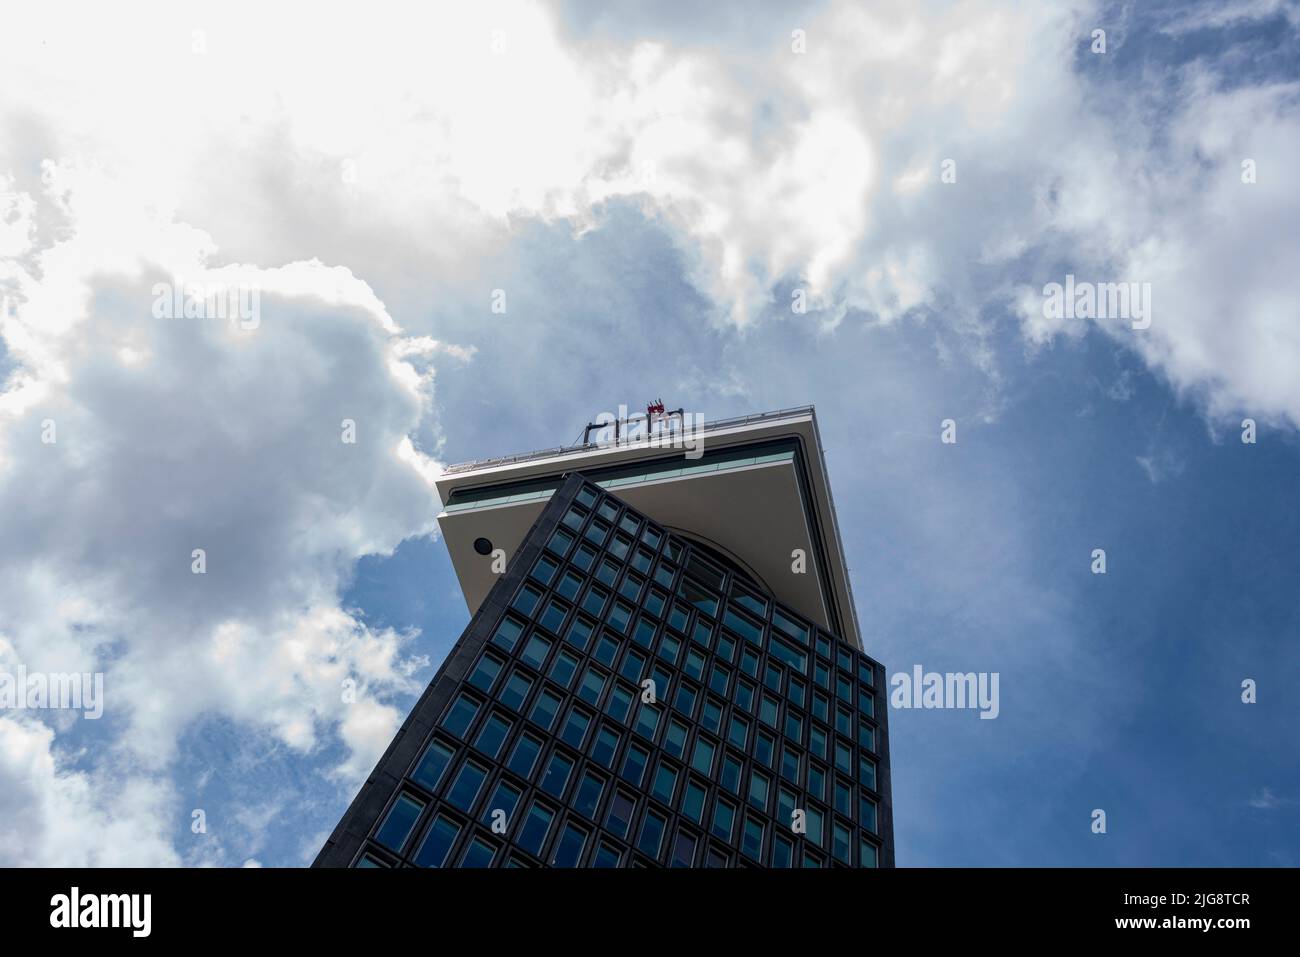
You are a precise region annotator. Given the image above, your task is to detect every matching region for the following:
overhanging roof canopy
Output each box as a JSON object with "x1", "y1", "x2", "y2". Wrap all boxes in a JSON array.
[{"x1": 435, "y1": 407, "x2": 862, "y2": 649}]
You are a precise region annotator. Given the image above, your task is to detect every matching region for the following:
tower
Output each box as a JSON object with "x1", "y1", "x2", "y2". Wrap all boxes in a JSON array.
[{"x1": 314, "y1": 406, "x2": 893, "y2": 867}]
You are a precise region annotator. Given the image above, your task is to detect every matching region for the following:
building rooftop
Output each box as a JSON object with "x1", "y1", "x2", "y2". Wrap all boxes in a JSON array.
[{"x1": 435, "y1": 406, "x2": 863, "y2": 649}]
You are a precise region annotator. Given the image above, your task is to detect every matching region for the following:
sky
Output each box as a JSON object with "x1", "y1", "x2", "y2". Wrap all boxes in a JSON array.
[{"x1": 0, "y1": 0, "x2": 1297, "y2": 866}]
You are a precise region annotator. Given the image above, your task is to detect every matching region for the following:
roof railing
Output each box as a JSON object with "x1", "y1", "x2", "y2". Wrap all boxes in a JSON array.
[{"x1": 441, "y1": 405, "x2": 815, "y2": 475}]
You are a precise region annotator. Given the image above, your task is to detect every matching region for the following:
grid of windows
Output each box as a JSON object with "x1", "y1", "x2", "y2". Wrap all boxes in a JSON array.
[{"x1": 335, "y1": 474, "x2": 890, "y2": 868}]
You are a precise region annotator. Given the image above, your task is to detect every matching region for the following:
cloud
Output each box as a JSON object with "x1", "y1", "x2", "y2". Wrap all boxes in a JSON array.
[{"x1": 0, "y1": 158, "x2": 444, "y2": 863}]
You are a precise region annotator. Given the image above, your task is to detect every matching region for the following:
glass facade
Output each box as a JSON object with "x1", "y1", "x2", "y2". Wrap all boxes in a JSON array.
[{"x1": 316, "y1": 473, "x2": 891, "y2": 868}]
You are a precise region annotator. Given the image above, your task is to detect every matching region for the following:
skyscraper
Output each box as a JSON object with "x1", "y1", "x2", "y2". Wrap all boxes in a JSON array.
[{"x1": 314, "y1": 406, "x2": 893, "y2": 867}]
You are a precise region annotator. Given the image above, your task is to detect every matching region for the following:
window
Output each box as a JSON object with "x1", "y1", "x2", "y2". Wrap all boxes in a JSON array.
[
  {"x1": 771, "y1": 609, "x2": 809, "y2": 645},
  {"x1": 709, "y1": 664, "x2": 731, "y2": 695},
  {"x1": 805, "y1": 806, "x2": 825, "y2": 846},
  {"x1": 547, "y1": 527, "x2": 575, "y2": 556},
  {"x1": 837, "y1": 674, "x2": 853, "y2": 703},
  {"x1": 780, "y1": 746, "x2": 801, "y2": 783},
  {"x1": 562, "y1": 505, "x2": 587, "y2": 531},
  {"x1": 632, "y1": 617, "x2": 657, "y2": 648},
  {"x1": 375, "y1": 793, "x2": 424, "y2": 852},
  {"x1": 516, "y1": 802, "x2": 555, "y2": 857},
  {"x1": 788, "y1": 677, "x2": 806, "y2": 709},
  {"x1": 651, "y1": 761, "x2": 679, "y2": 805},
  {"x1": 560, "y1": 707, "x2": 592, "y2": 748},
  {"x1": 540, "y1": 751, "x2": 575, "y2": 798},
  {"x1": 663, "y1": 719, "x2": 689, "y2": 759},
  {"x1": 755, "y1": 732, "x2": 775, "y2": 768},
  {"x1": 705, "y1": 846, "x2": 729, "y2": 868},
  {"x1": 596, "y1": 500, "x2": 618, "y2": 522},
  {"x1": 595, "y1": 558, "x2": 619, "y2": 586},
  {"x1": 834, "y1": 778, "x2": 853, "y2": 817},
  {"x1": 605, "y1": 683, "x2": 634, "y2": 723},
  {"x1": 467, "y1": 651, "x2": 505, "y2": 692},
  {"x1": 576, "y1": 486, "x2": 598, "y2": 508},
  {"x1": 578, "y1": 667, "x2": 607, "y2": 705},
  {"x1": 512, "y1": 583, "x2": 543, "y2": 617},
  {"x1": 809, "y1": 724, "x2": 828, "y2": 760},
  {"x1": 412, "y1": 814, "x2": 459, "y2": 867},
  {"x1": 642, "y1": 526, "x2": 662, "y2": 549},
  {"x1": 860, "y1": 838, "x2": 879, "y2": 868},
  {"x1": 700, "y1": 699, "x2": 723, "y2": 734},
  {"x1": 556, "y1": 570, "x2": 583, "y2": 600},
  {"x1": 711, "y1": 799, "x2": 736, "y2": 841},
  {"x1": 538, "y1": 599, "x2": 568, "y2": 635},
  {"x1": 616, "y1": 572, "x2": 642, "y2": 600},
  {"x1": 549, "y1": 650, "x2": 580, "y2": 688},
  {"x1": 590, "y1": 725, "x2": 620, "y2": 768},
  {"x1": 728, "y1": 714, "x2": 749, "y2": 750},
  {"x1": 769, "y1": 634, "x2": 807, "y2": 673},
  {"x1": 573, "y1": 771, "x2": 606, "y2": 820},
  {"x1": 609, "y1": 534, "x2": 632, "y2": 561},
  {"x1": 691, "y1": 737, "x2": 716, "y2": 776},
  {"x1": 592, "y1": 842, "x2": 622, "y2": 867},
  {"x1": 643, "y1": 589, "x2": 666, "y2": 618},
  {"x1": 772, "y1": 835, "x2": 794, "y2": 868},
  {"x1": 858, "y1": 660, "x2": 875, "y2": 688},
  {"x1": 354, "y1": 854, "x2": 388, "y2": 869},
  {"x1": 620, "y1": 743, "x2": 650, "y2": 787},
  {"x1": 587, "y1": 514, "x2": 611, "y2": 546},
  {"x1": 530, "y1": 553, "x2": 561, "y2": 582},
  {"x1": 678, "y1": 577, "x2": 718, "y2": 618},
  {"x1": 741, "y1": 816, "x2": 765, "y2": 861},
  {"x1": 735, "y1": 680, "x2": 755, "y2": 713},
  {"x1": 719, "y1": 754, "x2": 742, "y2": 794},
  {"x1": 619, "y1": 648, "x2": 647, "y2": 682},
  {"x1": 618, "y1": 513, "x2": 640, "y2": 536},
  {"x1": 631, "y1": 547, "x2": 653, "y2": 574},
  {"x1": 759, "y1": 694, "x2": 780, "y2": 728},
  {"x1": 784, "y1": 711, "x2": 804, "y2": 745},
  {"x1": 441, "y1": 693, "x2": 480, "y2": 739},
  {"x1": 673, "y1": 682, "x2": 698, "y2": 717},
  {"x1": 812, "y1": 691, "x2": 829, "y2": 723},
  {"x1": 551, "y1": 823, "x2": 589, "y2": 867},
  {"x1": 564, "y1": 615, "x2": 594, "y2": 651},
  {"x1": 740, "y1": 647, "x2": 760, "y2": 678},
  {"x1": 572, "y1": 543, "x2": 598, "y2": 571},
  {"x1": 716, "y1": 633, "x2": 736, "y2": 663},
  {"x1": 638, "y1": 811, "x2": 667, "y2": 859},
  {"x1": 473, "y1": 712, "x2": 512, "y2": 759},
  {"x1": 607, "y1": 601, "x2": 633, "y2": 634},
  {"x1": 835, "y1": 739, "x2": 853, "y2": 775},
  {"x1": 859, "y1": 688, "x2": 875, "y2": 719},
  {"x1": 499, "y1": 670, "x2": 534, "y2": 712},
  {"x1": 807, "y1": 764, "x2": 826, "y2": 801},
  {"x1": 658, "y1": 633, "x2": 681, "y2": 664},
  {"x1": 446, "y1": 761, "x2": 489, "y2": 812},
  {"x1": 858, "y1": 722, "x2": 875, "y2": 753},
  {"x1": 832, "y1": 822, "x2": 852, "y2": 864},
  {"x1": 507, "y1": 733, "x2": 544, "y2": 777},
  {"x1": 634, "y1": 703, "x2": 660, "y2": 741},
  {"x1": 460, "y1": 836, "x2": 497, "y2": 868},
  {"x1": 582, "y1": 585, "x2": 609, "y2": 618},
  {"x1": 859, "y1": 756, "x2": 877, "y2": 791},
  {"x1": 765, "y1": 662, "x2": 784, "y2": 692},
  {"x1": 723, "y1": 607, "x2": 762, "y2": 643},
  {"x1": 778, "y1": 787, "x2": 798, "y2": 828},
  {"x1": 691, "y1": 619, "x2": 713, "y2": 648},
  {"x1": 606, "y1": 791, "x2": 636, "y2": 838},
  {"x1": 732, "y1": 587, "x2": 767, "y2": 617},
  {"x1": 520, "y1": 633, "x2": 552, "y2": 670},
  {"x1": 748, "y1": 769, "x2": 771, "y2": 812},
  {"x1": 861, "y1": 796, "x2": 878, "y2": 834},
  {"x1": 528, "y1": 688, "x2": 563, "y2": 730},
  {"x1": 410, "y1": 739, "x2": 454, "y2": 791},
  {"x1": 683, "y1": 649, "x2": 707, "y2": 680},
  {"x1": 682, "y1": 780, "x2": 706, "y2": 824},
  {"x1": 591, "y1": 635, "x2": 619, "y2": 667},
  {"x1": 482, "y1": 780, "x2": 522, "y2": 829},
  {"x1": 670, "y1": 830, "x2": 698, "y2": 868}
]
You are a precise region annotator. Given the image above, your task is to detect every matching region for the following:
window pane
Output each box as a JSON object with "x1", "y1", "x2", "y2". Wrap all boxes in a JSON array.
[
  {"x1": 441, "y1": 693, "x2": 480, "y2": 738},
  {"x1": 540, "y1": 751, "x2": 575, "y2": 797},
  {"x1": 574, "y1": 771, "x2": 605, "y2": 820},
  {"x1": 412, "y1": 814, "x2": 459, "y2": 867},
  {"x1": 410, "y1": 740, "x2": 454, "y2": 791},
  {"x1": 551, "y1": 824, "x2": 589, "y2": 867},
  {"x1": 507, "y1": 734, "x2": 543, "y2": 777},
  {"x1": 638, "y1": 811, "x2": 667, "y2": 858},
  {"x1": 474, "y1": 713, "x2": 512, "y2": 759},
  {"x1": 516, "y1": 803, "x2": 555, "y2": 856},
  {"x1": 482, "y1": 780, "x2": 522, "y2": 829},
  {"x1": 670, "y1": 830, "x2": 698, "y2": 868},
  {"x1": 607, "y1": 792, "x2": 636, "y2": 838},
  {"x1": 446, "y1": 761, "x2": 489, "y2": 812},
  {"x1": 375, "y1": 793, "x2": 424, "y2": 852},
  {"x1": 460, "y1": 836, "x2": 497, "y2": 868}
]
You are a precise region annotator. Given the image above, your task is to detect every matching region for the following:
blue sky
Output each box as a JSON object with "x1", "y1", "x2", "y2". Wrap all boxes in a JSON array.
[{"x1": 1, "y1": 0, "x2": 1297, "y2": 865}]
